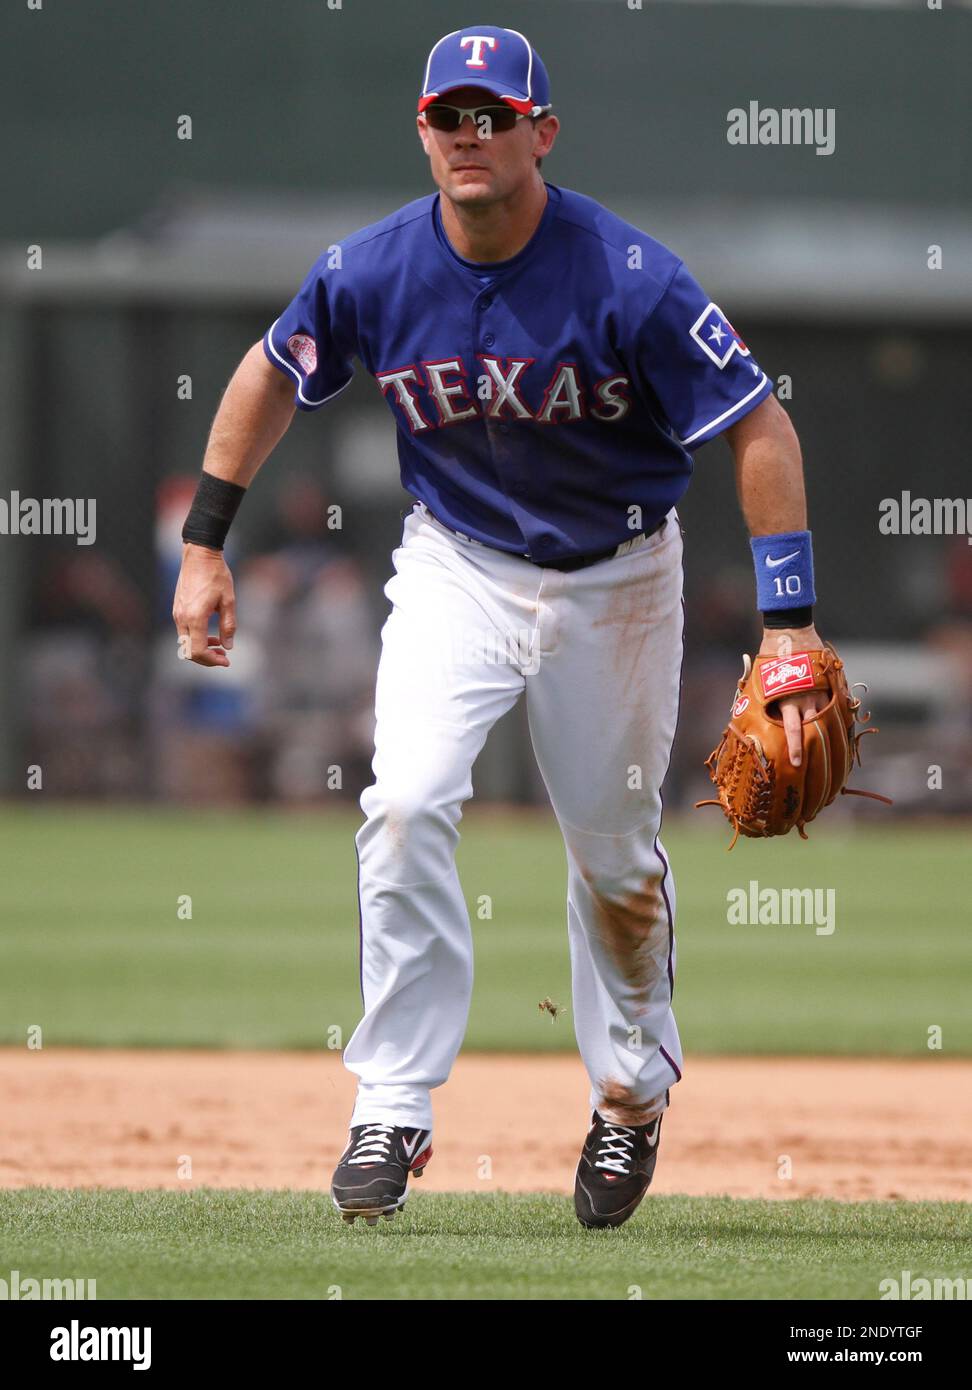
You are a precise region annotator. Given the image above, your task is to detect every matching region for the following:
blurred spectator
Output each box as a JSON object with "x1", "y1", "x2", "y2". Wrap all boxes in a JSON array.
[
  {"x1": 923, "y1": 536, "x2": 972, "y2": 807},
  {"x1": 26, "y1": 553, "x2": 148, "y2": 796},
  {"x1": 674, "y1": 564, "x2": 761, "y2": 809},
  {"x1": 153, "y1": 473, "x2": 377, "y2": 803}
]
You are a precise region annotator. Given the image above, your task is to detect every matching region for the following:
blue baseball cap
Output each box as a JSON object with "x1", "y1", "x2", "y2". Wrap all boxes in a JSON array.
[{"x1": 418, "y1": 25, "x2": 551, "y2": 116}]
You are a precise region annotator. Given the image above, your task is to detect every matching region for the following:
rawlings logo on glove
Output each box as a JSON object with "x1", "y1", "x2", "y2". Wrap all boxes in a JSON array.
[
  {"x1": 758, "y1": 654, "x2": 816, "y2": 698},
  {"x1": 696, "y1": 644, "x2": 892, "y2": 848}
]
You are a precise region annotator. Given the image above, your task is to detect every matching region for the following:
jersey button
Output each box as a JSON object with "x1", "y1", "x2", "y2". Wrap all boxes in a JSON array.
[
  {"x1": 498, "y1": 423, "x2": 510, "y2": 435},
  {"x1": 483, "y1": 333, "x2": 495, "y2": 347}
]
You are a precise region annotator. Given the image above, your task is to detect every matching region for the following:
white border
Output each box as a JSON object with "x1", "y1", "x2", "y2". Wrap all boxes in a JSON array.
[
  {"x1": 677, "y1": 373, "x2": 769, "y2": 446},
  {"x1": 264, "y1": 319, "x2": 354, "y2": 409},
  {"x1": 505, "y1": 27, "x2": 535, "y2": 100},
  {"x1": 421, "y1": 29, "x2": 460, "y2": 98},
  {"x1": 421, "y1": 26, "x2": 538, "y2": 104}
]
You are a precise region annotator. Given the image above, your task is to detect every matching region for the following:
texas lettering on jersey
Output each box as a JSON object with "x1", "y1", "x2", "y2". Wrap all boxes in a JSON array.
[
  {"x1": 263, "y1": 182, "x2": 773, "y2": 561},
  {"x1": 376, "y1": 357, "x2": 631, "y2": 432}
]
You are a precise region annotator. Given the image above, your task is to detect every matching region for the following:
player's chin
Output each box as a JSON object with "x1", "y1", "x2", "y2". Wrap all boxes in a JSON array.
[{"x1": 445, "y1": 173, "x2": 496, "y2": 203}]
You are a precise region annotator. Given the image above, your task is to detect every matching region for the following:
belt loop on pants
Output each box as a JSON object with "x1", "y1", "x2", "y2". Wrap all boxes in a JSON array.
[
  {"x1": 415, "y1": 500, "x2": 485, "y2": 548},
  {"x1": 532, "y1": 515, "x2": 667, "y2": 572}
]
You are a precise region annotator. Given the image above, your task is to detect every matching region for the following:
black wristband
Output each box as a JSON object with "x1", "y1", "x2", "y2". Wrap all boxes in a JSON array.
[
  {"x1": 761, "y1": 605, "x2": 813, "y2": 630},
  {"x1": 181, "y1": 472, "x2": 247, "y2": 551}
]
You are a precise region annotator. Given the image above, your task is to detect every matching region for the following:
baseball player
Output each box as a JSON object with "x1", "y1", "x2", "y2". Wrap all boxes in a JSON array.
[{"x1": 173, "y1": 25, "x2": 826, "y2": 1229}]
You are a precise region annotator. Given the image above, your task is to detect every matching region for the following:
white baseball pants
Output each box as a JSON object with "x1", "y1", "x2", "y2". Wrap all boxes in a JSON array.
[{"x1": 342, "y1": 502, "x2": 685, "y2": 1131}]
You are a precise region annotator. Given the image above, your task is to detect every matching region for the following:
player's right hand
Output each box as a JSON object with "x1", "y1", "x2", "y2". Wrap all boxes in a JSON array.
[{"x1": 172, "y1": 542, "x2": 237, "y2": 668}]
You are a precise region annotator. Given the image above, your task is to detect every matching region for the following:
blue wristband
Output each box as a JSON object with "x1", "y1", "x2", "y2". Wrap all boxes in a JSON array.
[{"x1": 750, "y1": 530, "x2": 816, "y2": 611}]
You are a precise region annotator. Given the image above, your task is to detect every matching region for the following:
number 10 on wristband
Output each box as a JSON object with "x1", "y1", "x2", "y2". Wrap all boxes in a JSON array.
[{"x1": 750, "y1": 531, "x2": 816, "y2": 612}]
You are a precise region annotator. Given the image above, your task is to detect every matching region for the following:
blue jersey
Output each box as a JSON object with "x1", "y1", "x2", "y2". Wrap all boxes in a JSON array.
[{"x1": 263, "y1": 183, "x2": 773, "y2": 563}]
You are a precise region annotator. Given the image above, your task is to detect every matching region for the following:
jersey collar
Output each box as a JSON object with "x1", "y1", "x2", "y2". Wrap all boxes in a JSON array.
[{"x1": 432, "y1": 182, "x2": 561, "y2": 281}]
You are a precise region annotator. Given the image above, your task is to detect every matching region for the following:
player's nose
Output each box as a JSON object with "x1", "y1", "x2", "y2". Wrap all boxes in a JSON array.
[{"x1": 454, "y1": 116, "x2": 482, "y2": 141}]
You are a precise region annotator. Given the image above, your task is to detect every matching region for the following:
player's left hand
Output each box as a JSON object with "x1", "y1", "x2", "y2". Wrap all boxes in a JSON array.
[
  {"x1": 696, "y1": 636, "x2": 891, "y2": 844},
  {"x1": 758, "y1": 625, "x2": 828, "y2": 767}
]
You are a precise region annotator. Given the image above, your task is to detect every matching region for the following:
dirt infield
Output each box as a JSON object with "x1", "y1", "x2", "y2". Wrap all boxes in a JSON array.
[{"x1": 1, "y1": 1049, "x2": 969, "y2": 1201}]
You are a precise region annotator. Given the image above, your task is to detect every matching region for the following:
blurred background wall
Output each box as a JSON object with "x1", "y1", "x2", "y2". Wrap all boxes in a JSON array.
[{"x1": 0, "y1": 0, "x2": 969, "y2": 811}]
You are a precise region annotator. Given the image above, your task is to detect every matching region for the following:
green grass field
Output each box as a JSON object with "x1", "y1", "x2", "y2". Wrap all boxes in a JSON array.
[
  {"x1": 4, "y1": 1189, "x2": 971, "y2": 1301},
  {"x1": 1, "y1": 806, "x2": 969, "y2": 1055},
  {"x1": 2, "y1": 805, "x2": 968, "y2": 1301}
]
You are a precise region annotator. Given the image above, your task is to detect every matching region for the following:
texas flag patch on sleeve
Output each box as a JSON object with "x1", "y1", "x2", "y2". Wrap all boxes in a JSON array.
[{"x1": 689, "y1": 303, "x2": 751, "y2": 370}]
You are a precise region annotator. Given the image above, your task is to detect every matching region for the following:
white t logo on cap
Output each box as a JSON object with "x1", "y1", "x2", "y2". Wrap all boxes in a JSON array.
[{"x1": 460, "y1": 35, "x2": 497, "y2": 68}]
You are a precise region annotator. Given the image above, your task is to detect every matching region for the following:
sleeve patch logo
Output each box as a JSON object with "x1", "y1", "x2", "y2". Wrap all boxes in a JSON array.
[
  {"x1": 287, "y1": 333, "x2": 318, "y2": 376},
  {"x1": 689, "y1": 303, "x2": 751, "y2": 369},
  {"x1": 759, "y1": 654, "x2": 815, "y2": 699}
]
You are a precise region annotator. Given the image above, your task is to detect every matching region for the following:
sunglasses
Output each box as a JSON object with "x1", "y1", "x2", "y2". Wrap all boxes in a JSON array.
[{"x1": 423, "y1": 102, "x2": 550, "y2": 135}]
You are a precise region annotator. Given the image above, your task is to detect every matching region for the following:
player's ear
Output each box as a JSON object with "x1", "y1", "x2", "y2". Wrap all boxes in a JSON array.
[
  {"x1": 416, "y1": 115, "x2": 431, "y2": 157},
  {"x1": 534, "y1": 112, "x2": 560, "y2": 160}
]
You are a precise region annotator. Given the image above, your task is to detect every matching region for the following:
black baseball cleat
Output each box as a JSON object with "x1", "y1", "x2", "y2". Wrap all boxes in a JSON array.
[
  {"x1": 331, "y1": 1123, "x2": 433, "y2": 1225},
  {"x1": 574, "y1": 1110, "x2": 664, "y2": 1229}
]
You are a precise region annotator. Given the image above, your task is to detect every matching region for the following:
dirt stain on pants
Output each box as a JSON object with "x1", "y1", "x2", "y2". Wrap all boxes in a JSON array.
[
  {"x1": 584, "y1": 871, "x2": 669, "y2": 995},
  {"x1": 582, "y1": 870, "x2": 672, "y2": 1124}
]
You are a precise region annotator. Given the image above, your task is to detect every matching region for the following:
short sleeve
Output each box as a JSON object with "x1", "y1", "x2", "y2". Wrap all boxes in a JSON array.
[
  {"x1": 263, "y1": 254, "x2": 356, "y2": 411},
  {"x1": 631, "y1": 263, "x2": 773, "y2": 449}
]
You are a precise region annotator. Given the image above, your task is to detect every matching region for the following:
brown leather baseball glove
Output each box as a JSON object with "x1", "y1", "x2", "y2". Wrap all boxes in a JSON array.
[{"x1": 696, "y1": 644, "x2": 892, "y2": 848}]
